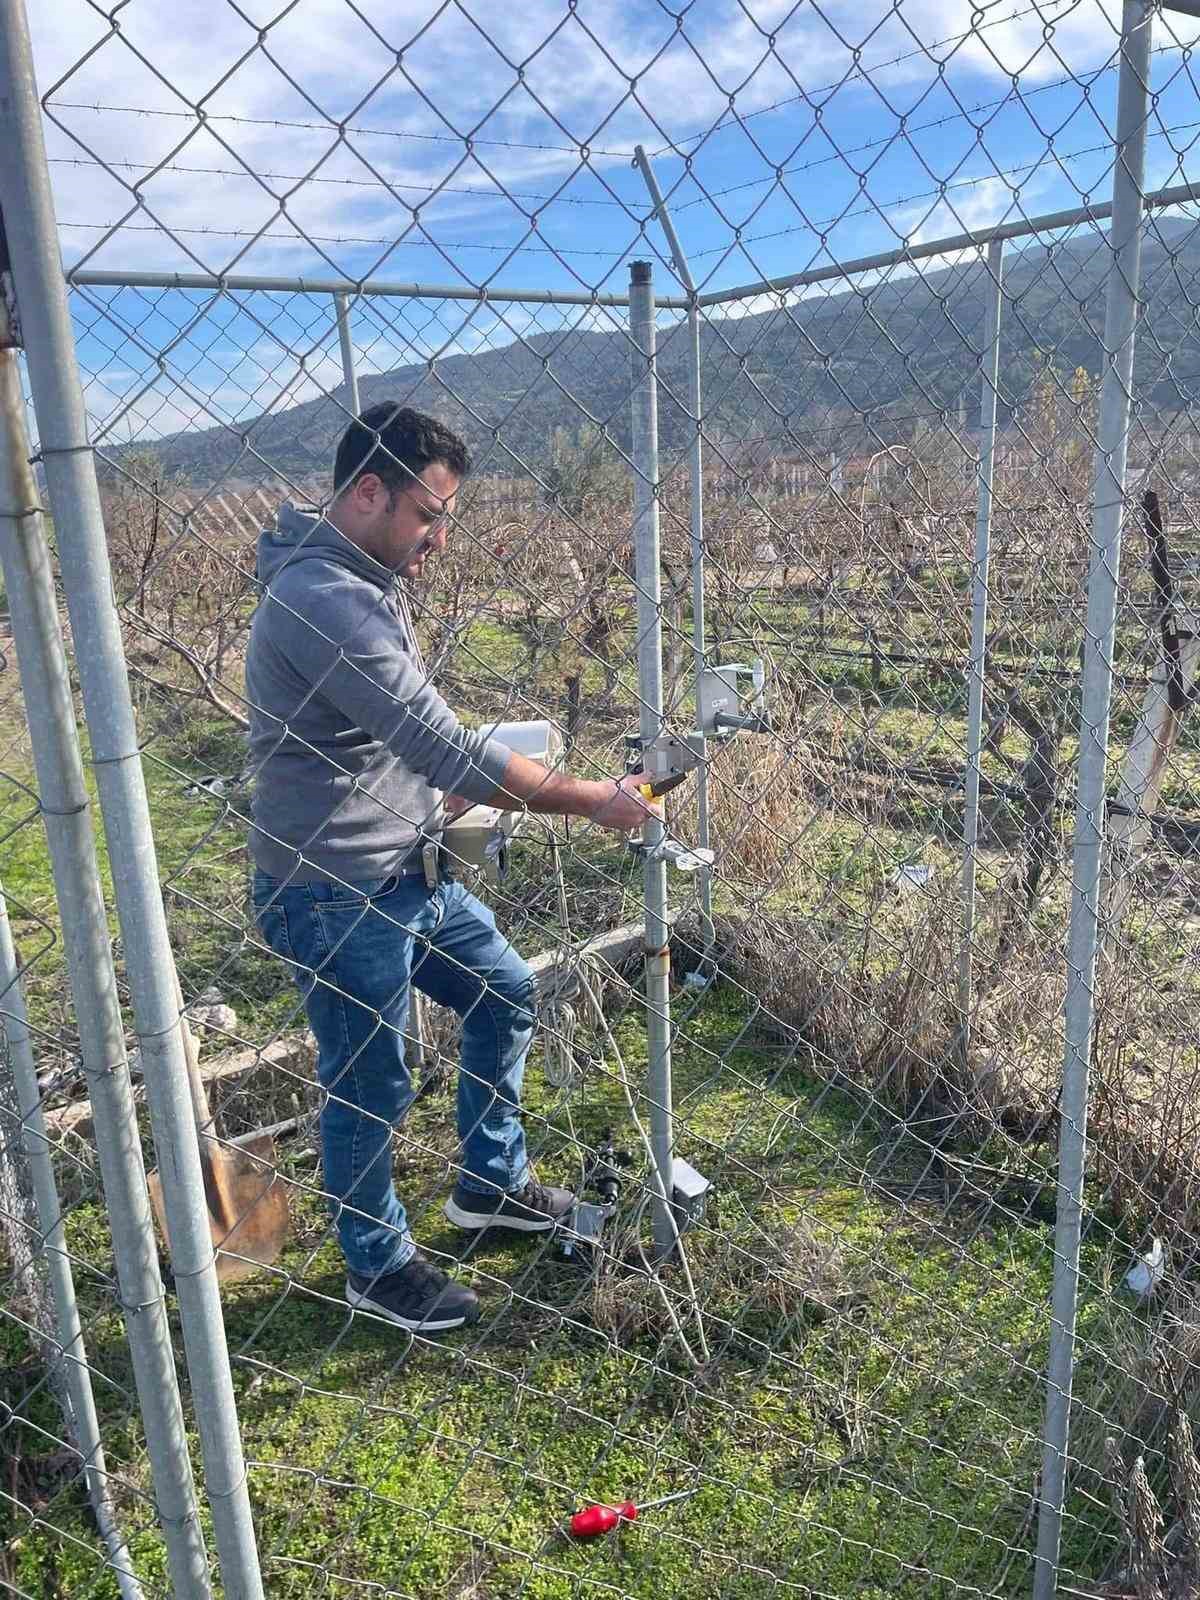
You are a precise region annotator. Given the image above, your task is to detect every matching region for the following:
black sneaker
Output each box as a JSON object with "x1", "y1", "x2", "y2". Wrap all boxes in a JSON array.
[
  {"x1": 345, "y1": 1252, "x2": 479, "y2": 1332},
  {"x1": 444, "y1": 1178, "x2": 575, "y2": 1234}
]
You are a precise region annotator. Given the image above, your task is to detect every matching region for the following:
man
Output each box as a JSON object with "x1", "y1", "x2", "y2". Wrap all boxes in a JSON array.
[{"x1": 247, "y1": 402, "x2": 653, "y2": 1332}]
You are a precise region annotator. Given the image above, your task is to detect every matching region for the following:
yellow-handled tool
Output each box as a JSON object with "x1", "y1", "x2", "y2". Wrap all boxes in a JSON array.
[{"x1": 638, "y1": 772, "x2": 688, "y2": 801}]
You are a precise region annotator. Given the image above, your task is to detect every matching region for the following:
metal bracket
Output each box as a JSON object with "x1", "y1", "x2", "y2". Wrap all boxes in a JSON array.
[
  {"x1": 627, "y1": 836, "x2": 715, "y2": 874},
  {"x1": 625, "y1": 730, "x2": 705, "y2": 796},
  {"x1": 698, "y1": 659, "x2": 771, "y2": 737}
]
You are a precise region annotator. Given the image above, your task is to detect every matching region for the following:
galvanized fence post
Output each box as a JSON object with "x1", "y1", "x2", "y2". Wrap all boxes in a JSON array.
[
  {"x1": 1033, "y1": 4, "x2": 1154, "y2": 1594},
  {"x1": 0, "y1": 884, "x2": 146, "y2": 1600},
  {"x1": 628, "y1": 259, "x2": 676, "y2": 1260},
  {"x1": 0, "y1": 5, "x2": 266, "y2": 1595},
  {"x1": 334, "y1": 291, "x2": 361, "y2": 416},
  {"x1": 959, "y1": 237, "x2": 1005, "y2": 1047},
  {"x1": 685, "y1": 302, "x2": 712, "y2": 955},
  {"x1": 634, "y1": 147, "x2": 713, "y2": 954},
  {"x1": 0, "y1": 339, "x2": 211, "y2": 1595}
]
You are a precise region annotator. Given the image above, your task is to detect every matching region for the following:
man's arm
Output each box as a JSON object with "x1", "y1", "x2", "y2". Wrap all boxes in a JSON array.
[
  {"x1": 265, "y1": 569, "x2": 509, "y2": 803},
  {"x1": 480, "y1": 748, "x2": 658, "y2": 833}
]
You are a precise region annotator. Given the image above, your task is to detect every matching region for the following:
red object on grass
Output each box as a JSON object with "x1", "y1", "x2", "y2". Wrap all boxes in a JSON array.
[
  {"x1": 569, "y1": 1501, "x2": 639, "y2": 1538},
  {"x1": 568, "y1": 1487, "x2": 697, "y2": 1539}
]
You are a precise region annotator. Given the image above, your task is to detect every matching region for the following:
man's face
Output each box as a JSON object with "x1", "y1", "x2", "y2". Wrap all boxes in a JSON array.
[{"x1": 350, "y1": 461, "x2": 460, "y2": 578}]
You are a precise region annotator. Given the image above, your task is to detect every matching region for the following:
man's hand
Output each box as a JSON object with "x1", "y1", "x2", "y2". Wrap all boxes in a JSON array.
[
  {"x1": 588, "y1": 772, "x2": 663, "y2": 832},
  {"x1": 443, "y1": 793, "x2": 473, "y2": 819}
]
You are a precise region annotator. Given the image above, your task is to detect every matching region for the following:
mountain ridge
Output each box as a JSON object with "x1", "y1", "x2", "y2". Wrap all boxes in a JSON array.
[{"x1": 119, "y1": 218, "x2": 1200, "y2": 489}]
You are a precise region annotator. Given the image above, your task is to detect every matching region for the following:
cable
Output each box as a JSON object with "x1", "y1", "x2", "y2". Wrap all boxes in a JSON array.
[
  {"x1": 44, "y1": 99, "x2": 630, "y2": 158},
  {"x1": 667, "y1": 44, "x2": 1200, "y2": 214},
  {"x1": 685, "y1": 120, "x2": 1200, "y2": 265},
  {"x1": 57, "y1": 219, "x2": 636, "y2": 258},
  {"x1": 650, "y1": 4, "x2": 1199, "y2": 159},
  {"x1": 58, "y1": 115, "x2": 1200, "y2": 278},
  {"x1": 46, "y1": 13, "x2": 1200, "y2": 182},
  {"x1": 47, "y1": 155, "x2": 645, "y2": 212}
]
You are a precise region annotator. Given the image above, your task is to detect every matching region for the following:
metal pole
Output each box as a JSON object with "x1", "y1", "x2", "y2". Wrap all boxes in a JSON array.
[
  {"x1": 959, "y1": 237, "x2": 1005, "y2": 1047},
  {"x1": 0, "y1": 887, "x2": 146, "y2": 1600},
  {"x1": 334, "y1": 291, "x2": 361, "y2": 416},
  {"x1": 632, "y1": 147, "x2": 714, "y2": 954},
  {"x1": 687, "y1": 303, "x2": 714, "y2": 948},
  {"x1": 1033, "y1": 6, "x2": 1153, "y2": 1595},
  {"x1": 628, "y1": 260, "x2": 676, "y2": 1260},
  {"x1": 0, "y1": 9, "x2": 266, "y2": 1596},
  {"x1": 0, "y1": 349, "x2": 210, "y2": 1597}
]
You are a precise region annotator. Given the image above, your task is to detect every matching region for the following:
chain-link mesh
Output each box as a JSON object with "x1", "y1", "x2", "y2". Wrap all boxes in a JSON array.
[{"x1": 9, "y1": 2, "x2": 1200, "y2": 1597}]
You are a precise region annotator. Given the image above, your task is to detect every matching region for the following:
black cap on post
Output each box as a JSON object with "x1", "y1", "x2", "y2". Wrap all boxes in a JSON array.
[{"x1": 630, "y1": 260, "x2": 652, "y2": 285}]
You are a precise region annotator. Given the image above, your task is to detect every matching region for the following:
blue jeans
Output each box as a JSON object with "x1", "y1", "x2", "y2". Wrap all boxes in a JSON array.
[{"x1": 252, "y1": 868, "x2": 535, "y2": 1278}]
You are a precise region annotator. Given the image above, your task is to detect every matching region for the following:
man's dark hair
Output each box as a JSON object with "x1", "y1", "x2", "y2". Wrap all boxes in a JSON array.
[{"x1": 334, "y1": 403, "x2": 470, "y2": 496}]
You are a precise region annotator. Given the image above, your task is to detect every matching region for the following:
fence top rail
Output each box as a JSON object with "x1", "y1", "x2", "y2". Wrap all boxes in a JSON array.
[
  {"x1": 61, "y1": 270, "x2": 673, "y2": 310},
  {"x1": 64, "y1": 179, "x2": 1200, "y2": 315},
  {"x1": 696, "y1": 179, "x2": 1200, "y2": 306}
]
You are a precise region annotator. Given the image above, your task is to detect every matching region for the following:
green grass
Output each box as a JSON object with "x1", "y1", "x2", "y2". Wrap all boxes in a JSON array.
[
  {"x1": 4, "y1": 978, "x2": 1128, "y2": 1599},
  {"x1": 4, "y1": 586, "x2": 1192, "y2": 1598}
]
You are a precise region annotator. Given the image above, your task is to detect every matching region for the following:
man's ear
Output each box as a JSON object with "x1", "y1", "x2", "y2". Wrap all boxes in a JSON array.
[{"x1": 354, "y1": 472, "x2": 386, "y2": 509}]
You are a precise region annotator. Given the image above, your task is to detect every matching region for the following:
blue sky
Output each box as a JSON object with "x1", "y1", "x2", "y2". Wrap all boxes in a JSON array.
[{"x1": 26, "y1": 0, "x2": 1200, "y2": 445}]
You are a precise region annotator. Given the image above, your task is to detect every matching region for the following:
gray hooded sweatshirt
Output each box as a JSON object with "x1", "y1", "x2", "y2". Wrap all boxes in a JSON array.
[{"x1": 246, "y1": 503, "x2": 511, "y2": 883}]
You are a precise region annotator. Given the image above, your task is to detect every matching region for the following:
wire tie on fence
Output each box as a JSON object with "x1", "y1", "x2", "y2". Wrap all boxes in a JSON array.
[
  {"x1": 136, "y1": 1015, "x2": 190, "y2": 1043},
  {"x1": 156, "y1": 1508, "x2": 201, "y2": 1533},
  {"x1": 167, "y1": 1255, "x2": 221, "y2": 1283},
  {"x1": 81, "y1": 1060, "x2": 119, "y2": 1083},
  {"x1": 206, "y1": 1466, "x2": 251, "y2": 1503},
  {"x1": 118, "y1": 1291, "x2": 167, "y2": 1317},
  {"x1": 89, "y1": 749, "x2": 145, "y2": 769},
  {"x1": 29, "y1": 443, "x2": 96, "y2": 460},
  {"x1": 38, "y1": 800, "x2": 89, "y2": 817}
]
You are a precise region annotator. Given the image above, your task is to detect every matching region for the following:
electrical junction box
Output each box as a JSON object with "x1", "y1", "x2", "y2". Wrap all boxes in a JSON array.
[
  {"x1": 559, "y1": 1200, "x2": 612, "y2": 1263},
  {"x1": 440, "y1": 719, "x2": 563, "y2": 884},
  {"x1": 440, "y1": 803, "x2": 515, "y2": 882},
  {"x1": 671, "y1": 1157, "x2": 712, "y2": 1231}
]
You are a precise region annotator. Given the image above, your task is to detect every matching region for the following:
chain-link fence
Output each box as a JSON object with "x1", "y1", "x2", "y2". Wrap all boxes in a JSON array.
[{"x1": 9, "y1": 2, "x2": 1200, "y2": 1597}]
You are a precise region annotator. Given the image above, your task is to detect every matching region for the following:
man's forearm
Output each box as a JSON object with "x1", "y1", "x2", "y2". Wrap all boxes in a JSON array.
[{"x1": 488, "y1": 749, "x2": 607, "y2": 819}]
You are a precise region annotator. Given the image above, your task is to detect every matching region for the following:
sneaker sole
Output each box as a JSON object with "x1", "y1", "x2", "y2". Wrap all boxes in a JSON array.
[
  {"x1": 345, "y1": 1281, "x2": 478, "y2": 1332},
  {"x1": 443, "y1": 1195, "x2": 559, "y2": 1233}
]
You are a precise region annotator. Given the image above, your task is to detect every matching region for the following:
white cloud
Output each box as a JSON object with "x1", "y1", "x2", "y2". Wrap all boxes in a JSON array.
[
  {"x1": 31, "y1": 1, "x2": 832, "y2": 279},
  {"x1": 27, "y1": 0, "x2": 1200, "y2": 447},
  {"x1": 33, "y1": 0, "x2": 1183, "y2": 282},
  {"x1": 904, "y1": 173, "x2": 1043, "y2": 251}
]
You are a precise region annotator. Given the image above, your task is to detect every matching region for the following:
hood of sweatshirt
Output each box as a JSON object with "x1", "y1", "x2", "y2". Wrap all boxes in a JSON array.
[{"x1": 256, "y1": 501, "x2": 396, "y2": 590}]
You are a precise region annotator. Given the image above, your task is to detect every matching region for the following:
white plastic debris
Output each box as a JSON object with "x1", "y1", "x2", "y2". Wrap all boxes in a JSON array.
[
  {"x1": 1124, "y1": 1238, "x2": 1165, "y2": 1296},
  {"x1": 890, "y1": 863, "x2": 932, "y2": 891}
]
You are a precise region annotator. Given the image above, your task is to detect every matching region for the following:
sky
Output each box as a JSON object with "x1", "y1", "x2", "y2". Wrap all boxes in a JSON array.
[{"x1": 24, "y1": 0, "x2": 1200, "y2": 447}]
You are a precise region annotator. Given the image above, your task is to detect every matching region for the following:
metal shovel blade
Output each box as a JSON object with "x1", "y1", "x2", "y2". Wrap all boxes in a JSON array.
[{"x1": 149, "y1": 1130, "x2": 290, "y2": 1284}]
